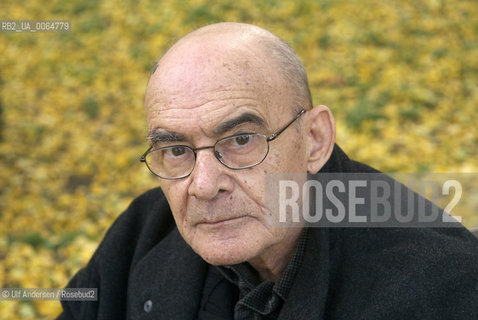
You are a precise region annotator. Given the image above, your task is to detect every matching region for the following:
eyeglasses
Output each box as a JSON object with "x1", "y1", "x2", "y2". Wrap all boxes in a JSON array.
[{"x1": 140, "y1": 109, "x2": 306, "y2": 179}]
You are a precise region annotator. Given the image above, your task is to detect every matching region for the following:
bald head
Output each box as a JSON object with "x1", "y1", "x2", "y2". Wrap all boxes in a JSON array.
[{"x1": 148, "y1": 23, "x2": 312, "y2": 112}]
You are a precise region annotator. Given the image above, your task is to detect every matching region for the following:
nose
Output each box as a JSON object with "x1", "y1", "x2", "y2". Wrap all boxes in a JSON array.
[{"x1": 187, "y1": 148, "x2": 233, "y2": 200}]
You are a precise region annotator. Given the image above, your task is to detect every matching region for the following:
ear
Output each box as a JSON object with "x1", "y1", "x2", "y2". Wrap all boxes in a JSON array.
[{"x1": 305, "y1": 105, "x2": 336, "y2": 173}]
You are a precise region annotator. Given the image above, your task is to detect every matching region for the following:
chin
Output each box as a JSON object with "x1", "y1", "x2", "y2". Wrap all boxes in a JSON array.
[
  {"x1": 201, "y1": 254, "x2": 245, "y2": 266},
  {"x1": 192, "y1": 237, "x2": 261, "y2": 266}
]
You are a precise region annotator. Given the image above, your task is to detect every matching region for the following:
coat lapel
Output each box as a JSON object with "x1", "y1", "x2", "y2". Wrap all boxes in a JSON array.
[
  {"x1": 278, "y1": 228, "x2": 333, "y2": 320},
  {"x1": 127, "y1": 228, "x2": 207, "y2": 319}
]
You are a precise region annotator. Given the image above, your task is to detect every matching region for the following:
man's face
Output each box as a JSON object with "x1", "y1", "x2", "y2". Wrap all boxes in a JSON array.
[{"x1": 144, "y1": 38, "x2": 308, "y2": 266}]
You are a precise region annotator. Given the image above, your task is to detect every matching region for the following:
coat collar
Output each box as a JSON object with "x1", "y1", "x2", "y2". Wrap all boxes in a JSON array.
[
  {"x1": 278, "y1": 227, "x2": 333, "y2": 319},
  {"x1": 126, "y1": 227, "x2": 335, "y2": 319}
]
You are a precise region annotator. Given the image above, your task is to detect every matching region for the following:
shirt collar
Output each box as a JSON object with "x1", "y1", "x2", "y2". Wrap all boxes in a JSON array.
[{"x1": 216, "y1": 229, "x2": 308, "y2": 317}]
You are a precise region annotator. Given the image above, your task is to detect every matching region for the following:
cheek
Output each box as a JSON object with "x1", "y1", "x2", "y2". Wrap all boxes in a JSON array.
[
  {"x1": 161, "y1": 184, "x2": 188, "y2": 223},
  {"x1": 238, "y1": 169, "x2": 268, "y2": 202},
  {"x1": 285, "y1": 139, "x2": 308, "y2": 170},
  {"x1": 267, "y1": 142, "x2": 307, "y2": 172}
]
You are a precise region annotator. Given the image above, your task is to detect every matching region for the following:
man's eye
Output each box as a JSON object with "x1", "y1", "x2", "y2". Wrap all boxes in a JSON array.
[
  {"x1": 232, "y1": 135, "x2": 250, "y2": 146},
  {"x1": 167, "y1": 146, "x2": 187, "y2": 157}
]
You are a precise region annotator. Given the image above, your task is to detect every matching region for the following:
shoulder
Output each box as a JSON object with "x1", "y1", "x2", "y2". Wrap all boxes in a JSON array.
[
  {"x1": 95, "y1": 187, "x2": 177, "y2": 270},
  {"x1": 326, "y1": 227, "x2": 478, "y2": 318},
  {"x1": 321, "y1": 144, "x2": 379, "y2": 174},
  {"x1": 335, "y1": 227, "x2": 478, "y2": 271},
  {"x1": 58, "y1": 187, "x2": 177, "y2": 319}
]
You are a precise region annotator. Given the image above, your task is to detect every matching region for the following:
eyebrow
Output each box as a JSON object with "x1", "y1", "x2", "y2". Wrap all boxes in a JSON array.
[
  {"x1": 147, "y1": 112, "x2": 267, "y2": 144},
  {"x1": 147, "y1": 130, "x2": 186, "y2": 143},
  {"x1": 213, "y1": 113, "x2": 267, "y2": 136}
]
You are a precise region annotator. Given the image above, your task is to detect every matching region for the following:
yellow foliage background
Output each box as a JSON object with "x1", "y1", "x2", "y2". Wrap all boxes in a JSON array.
[{"x1": 0, "y1": 0, "x2": 477, "y2": 318}]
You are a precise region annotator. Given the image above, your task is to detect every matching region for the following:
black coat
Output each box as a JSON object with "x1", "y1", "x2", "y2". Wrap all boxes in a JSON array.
[{"x1": 58, "y1": 146, "x2": 478, "y2": 319}]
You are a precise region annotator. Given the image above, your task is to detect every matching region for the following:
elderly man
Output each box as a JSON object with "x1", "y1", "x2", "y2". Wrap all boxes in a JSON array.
[{"x1": 58, "y1": 23, "x2": 478, "y2": 319}]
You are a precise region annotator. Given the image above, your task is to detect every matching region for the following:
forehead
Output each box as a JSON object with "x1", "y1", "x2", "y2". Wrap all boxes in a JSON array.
[{"x1": 145, "y1": 37, "x2": 293, "y2": 135}]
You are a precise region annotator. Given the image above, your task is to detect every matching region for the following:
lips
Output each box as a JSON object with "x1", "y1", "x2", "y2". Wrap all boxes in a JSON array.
[{"x1": 198, "y1": 215, "x2": 247, "y2": 225}]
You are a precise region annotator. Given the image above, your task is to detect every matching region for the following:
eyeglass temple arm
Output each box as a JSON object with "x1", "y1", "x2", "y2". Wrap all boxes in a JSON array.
[
  {"x1": 139, "y1": 146, "x2": 153, "y2": 162},
  {"x1": 267, "y1": 109, "x2": 306, "y2": 142}
]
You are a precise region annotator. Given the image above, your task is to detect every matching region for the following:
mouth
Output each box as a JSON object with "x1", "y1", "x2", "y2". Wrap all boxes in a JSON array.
[{"x1": 197, "y1": 216, "x2": 248, "y2": 228}]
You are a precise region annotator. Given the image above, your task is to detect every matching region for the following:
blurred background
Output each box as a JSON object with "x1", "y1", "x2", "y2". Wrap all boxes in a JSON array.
[{"x1": 0, "y1": 0, "x2": 477, "y2": 318}]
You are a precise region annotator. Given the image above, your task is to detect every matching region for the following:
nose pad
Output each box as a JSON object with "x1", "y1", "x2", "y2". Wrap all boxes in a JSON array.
[
  {"x1": 193, "y1": 148, "x2": 223, "y2": 174},
  {"x1": 188, "y1": 149, "x2": 231, "y2": 200}
]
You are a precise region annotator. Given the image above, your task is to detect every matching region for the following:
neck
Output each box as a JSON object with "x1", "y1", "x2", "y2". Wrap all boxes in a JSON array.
[{"x1": 247, "y1": 227, "x2": 304, "y2": 281}]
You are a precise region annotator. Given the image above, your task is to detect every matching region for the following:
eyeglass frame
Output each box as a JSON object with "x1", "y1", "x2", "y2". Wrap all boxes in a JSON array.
[{"x1": 139, "y1": 109, "x2": 306, "y2": 179}]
